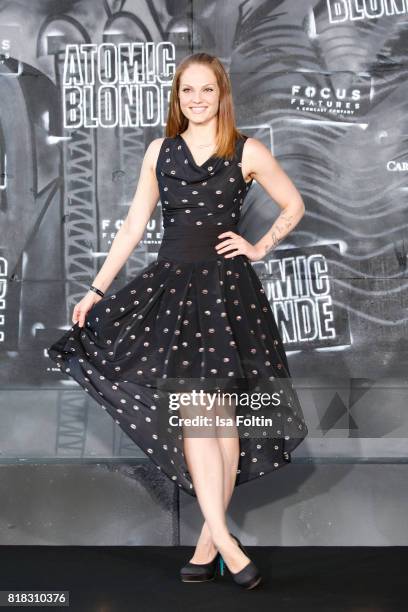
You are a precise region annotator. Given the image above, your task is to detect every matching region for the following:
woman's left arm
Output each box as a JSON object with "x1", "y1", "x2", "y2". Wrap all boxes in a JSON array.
[
  {"x1": 215, "y1": 137, "x2": 305, "y2": 261},
  {"x1": 244, "y1": 137, "x2": 305, "y2": 259}
]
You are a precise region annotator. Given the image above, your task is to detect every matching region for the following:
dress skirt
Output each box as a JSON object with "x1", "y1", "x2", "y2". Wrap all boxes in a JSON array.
[{"x1": 47, "y1": 222, "x2": 308, "y2": 497}]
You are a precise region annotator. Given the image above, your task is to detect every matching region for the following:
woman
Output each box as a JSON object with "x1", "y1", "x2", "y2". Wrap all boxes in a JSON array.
[{"x1": 48, "y1": 52, "x2": 308, "y2": 590}]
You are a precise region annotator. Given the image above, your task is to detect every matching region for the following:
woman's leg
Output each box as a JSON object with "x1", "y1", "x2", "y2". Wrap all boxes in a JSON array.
[
  {"x1": 190, "y1": 395, "x2": 240, "y2": 562},
  {"x1": 182, "y1": 392, "x2": 251, "y2": 573}
]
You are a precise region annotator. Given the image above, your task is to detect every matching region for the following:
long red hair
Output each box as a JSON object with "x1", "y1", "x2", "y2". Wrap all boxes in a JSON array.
[{"x1": 164, "y1": 53, "x2": 245, "y2": 160}]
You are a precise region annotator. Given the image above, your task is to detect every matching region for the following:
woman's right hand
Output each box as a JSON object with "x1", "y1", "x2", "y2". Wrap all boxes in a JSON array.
[{"x1": 72, "y1": 291, "x2": 103, "y2": 328}]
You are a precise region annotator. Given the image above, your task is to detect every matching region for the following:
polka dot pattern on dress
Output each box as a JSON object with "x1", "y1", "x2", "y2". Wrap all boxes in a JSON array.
[{"x1": 47, "y1": 133, "x2": 308, "y2": 498}]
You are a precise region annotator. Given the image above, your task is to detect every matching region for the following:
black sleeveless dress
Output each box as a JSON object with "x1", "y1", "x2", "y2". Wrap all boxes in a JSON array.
[{"x1": 47, "y1": 133, "x2": 308, "y2": 497}]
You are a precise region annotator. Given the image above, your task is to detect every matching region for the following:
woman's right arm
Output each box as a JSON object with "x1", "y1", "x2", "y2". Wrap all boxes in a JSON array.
[{"x1": 72, "y1": 137, "x2": 164, "y2": 326}]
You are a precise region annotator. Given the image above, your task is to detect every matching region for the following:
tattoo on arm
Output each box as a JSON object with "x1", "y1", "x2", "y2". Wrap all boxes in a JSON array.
[{"x1": 262, "y1": 212, "x2": 295, "y2": 256}]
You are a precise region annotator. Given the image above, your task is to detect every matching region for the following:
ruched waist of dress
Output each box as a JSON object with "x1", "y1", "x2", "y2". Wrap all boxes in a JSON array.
[{"x1": 157, "y1": 223, "x2": 240, "y2": 263}]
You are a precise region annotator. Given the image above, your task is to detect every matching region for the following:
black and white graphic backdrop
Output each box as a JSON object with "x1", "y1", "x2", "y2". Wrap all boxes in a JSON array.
[{"x1": 1, "y1": 0, "x2": 407, "y2": 461}]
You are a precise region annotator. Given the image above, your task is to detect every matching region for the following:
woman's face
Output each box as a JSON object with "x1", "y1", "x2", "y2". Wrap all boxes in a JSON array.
[{"x1": 178, "y1": 64, "x2": 220, "y2": 126}]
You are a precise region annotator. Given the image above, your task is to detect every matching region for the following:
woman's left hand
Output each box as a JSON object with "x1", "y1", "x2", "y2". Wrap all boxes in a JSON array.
[{"x1": 214, "y1": 231, "x2": 263, "y2": 262}]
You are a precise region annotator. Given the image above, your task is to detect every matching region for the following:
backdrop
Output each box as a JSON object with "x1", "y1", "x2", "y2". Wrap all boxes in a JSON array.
[{"x1": 0, "y1": 0, "x2": 407, "y2": 477}]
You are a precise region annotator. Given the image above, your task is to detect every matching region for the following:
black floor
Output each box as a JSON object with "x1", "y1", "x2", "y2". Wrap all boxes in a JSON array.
[{"x1": 0, "y1": 545, "x2": 406, "y2": 611}]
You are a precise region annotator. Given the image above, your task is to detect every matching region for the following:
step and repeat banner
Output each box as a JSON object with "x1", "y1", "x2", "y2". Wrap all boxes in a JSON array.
[{"x1": 0, "y1": 0, "x2": 407, "y2": 457}]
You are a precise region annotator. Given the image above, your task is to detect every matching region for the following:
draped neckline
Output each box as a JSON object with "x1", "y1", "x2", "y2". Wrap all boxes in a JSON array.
[{"x1": 177, "y1": 133, "x2": 218, "y2": 169}]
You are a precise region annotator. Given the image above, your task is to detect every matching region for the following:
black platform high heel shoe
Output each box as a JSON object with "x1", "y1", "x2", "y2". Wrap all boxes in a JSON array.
[
  {"x1": 226, "y1": 532, "x2": 262, "y2": 590},
  {"x1": 180, "y1": 549, "x2": 225, "y2": 583}
]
